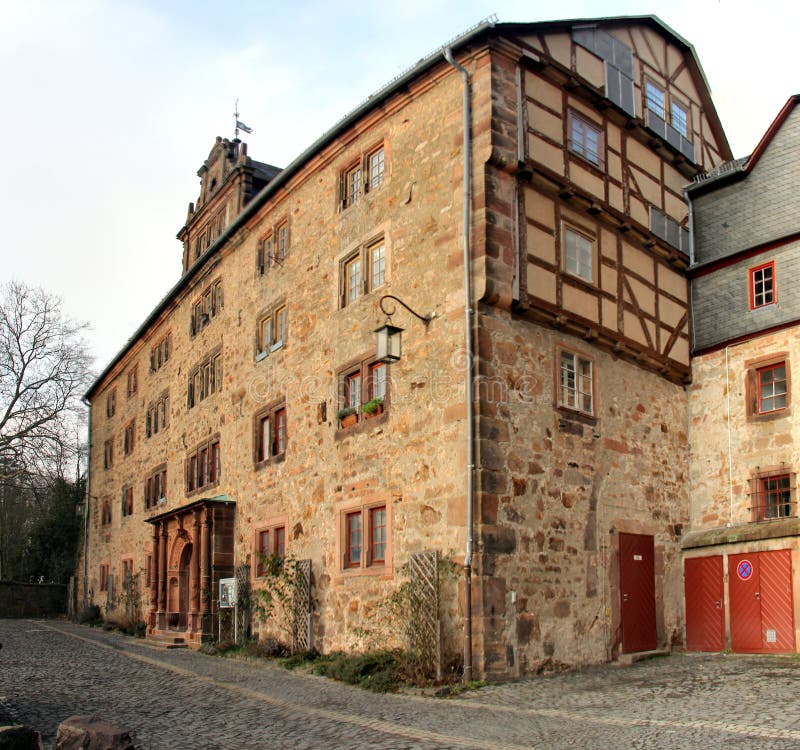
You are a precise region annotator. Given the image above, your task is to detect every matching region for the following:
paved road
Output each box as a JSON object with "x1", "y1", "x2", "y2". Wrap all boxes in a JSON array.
[{"x1": 1, "y1": 619, "x2": 800, "y2": 749}]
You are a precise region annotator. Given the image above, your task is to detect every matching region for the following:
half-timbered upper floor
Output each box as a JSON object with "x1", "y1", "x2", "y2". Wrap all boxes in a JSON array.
[{"x1": 484, "y1": 17, "x2": 731, "y2": 383}]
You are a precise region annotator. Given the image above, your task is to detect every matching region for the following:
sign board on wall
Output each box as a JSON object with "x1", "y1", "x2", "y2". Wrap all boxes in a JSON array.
[{"x1": 219, "y1": 577, "x2": 237, "y2": 608}]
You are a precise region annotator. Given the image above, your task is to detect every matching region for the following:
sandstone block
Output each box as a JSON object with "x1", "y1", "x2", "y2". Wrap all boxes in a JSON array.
[{"x1": 55, "y1": 716, "x2": 135, "y2": 750}]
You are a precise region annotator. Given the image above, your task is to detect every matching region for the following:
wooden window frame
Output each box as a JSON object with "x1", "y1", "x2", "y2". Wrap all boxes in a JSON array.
[
  {"x1": 185, "y1": 435, "x2": 221, "y2": 495},
  {"x1": 756, "y1": 362, "x2": 788, "y2": 416},
  {"x1": 253, "y1": 400, "x2": 288, "y2": 467},
  {"x1": 106, "y1": 388, "x2": 116, "y2": 418},
  {"x1": 99, "y1": 563, "x2": 109, "y2": 592},
  {"x1": 257, "y1": 219, "x2": 290, "y2": 275},
  {"x1": 188, "y1": 350, "x2": 223, "y2": 408},
  {"x1": 368, "y1": 146, "x2": 385, "y2": 190},
  {"x1": 338, "y1": 501, "x2": 391, "y2": 573},
  {"x1": 670, "y1": 98, "x2": 689, "y2": 138},
  {"x1": 557, "y1": 346, "x2": 596, "y2": 417},
  {"x1": 145, "y1": 392, "x2": 169, "y2": 438},
  {"x1": 149, "y1": 333, "x2": 172, "y2": 373},
  {"x1": 103, "y1": 439, "x2": 114, "y2": 470},
  {"x1": 749, "y1": 467, "x2": 796, "y2": 522},
  {"x1": 561, "y1": 223, "x2": 596, "y2": 285},
  {"x1": 190, "y1": 279, "x2": 223, "y2": 336},
  {"x1": 126, "y1": 365, "x2": 138, "y2": 398},
  {"x1": 256, "y1": 302, "x2": 287, "y2": 359},
  {"x1": 337, "y1": 356, "x2": 391, "y2": 430},
  {"x1": 123, "y1": 419, "x2": 135, "y2": 456},
  {"x1": 749, "y1": 261, "x2": 776, "y2": 310},
  {"x1": 121, "y1": 485, "x2": 134, "y2": 518},
  {"x1": 745, "y1": 353, "x2": 790, "y2": 420},
  {"x1": 253, "y1": 521, "x2": 287, "y2": 578},
  {"x1": 644, "y1": 79, "x2": 666, "y2": 120},
  {"x1": 339, "y1": 235, "x2": 387, "y2": 308},
  {"x1": 567, "y1": 110, "x2": 604, "y2": 169},
  {"x1": 339, "y1": 142, "x2": 386, "y2": 210},
  {"x1": 144, "y1": 464, "x2": 167, "y2": 509}
]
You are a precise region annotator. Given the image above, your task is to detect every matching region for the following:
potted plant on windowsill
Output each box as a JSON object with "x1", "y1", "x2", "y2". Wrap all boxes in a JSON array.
[
  {"x1": 362, "y1": 397, "x2": 384, "y2": 419},
  {"x1": 337, "y1": 406, "x2": 359, "y2": 428}
]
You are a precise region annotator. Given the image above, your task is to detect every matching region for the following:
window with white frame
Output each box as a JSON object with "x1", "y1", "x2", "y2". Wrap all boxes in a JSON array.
[
  {"x1": 559, "y1": 350, "x2": 594, "y2": 415},
  {"x1": 340, "y1": 237, "x2": 387, "y2": 308},
  {"x1": 568, "y1": 111, "x2": 603, "y2": 168},
  {"x1": 562, "y1": 225, "x2": 595, "y2": 283},
  {"x1": 340, "y1": 144, "x2": 386, "y2": 209},
  {"x1": 257, "y1": 304, "x2": 287, "y2": 358}
]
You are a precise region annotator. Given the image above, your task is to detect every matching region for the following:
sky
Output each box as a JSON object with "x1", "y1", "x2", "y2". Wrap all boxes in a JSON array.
[{"x1": 0, "y1": 0, "x2": 795, "y2": 374}]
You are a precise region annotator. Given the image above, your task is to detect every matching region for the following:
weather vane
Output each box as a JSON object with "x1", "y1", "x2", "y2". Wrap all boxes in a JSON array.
[{"x1": 234, "y1": 98, "x2": 253, "y2": 140}]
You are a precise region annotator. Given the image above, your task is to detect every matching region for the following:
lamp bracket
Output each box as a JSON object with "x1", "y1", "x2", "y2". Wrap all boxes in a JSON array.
[{"x1": 379, "y1": 295, "x2": 434, "y2": 325}]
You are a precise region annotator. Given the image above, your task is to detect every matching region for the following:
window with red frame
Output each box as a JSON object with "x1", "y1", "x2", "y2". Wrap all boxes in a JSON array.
[
  {"x1": 186, "y1": 437, "x2": 220, "y2": 493},
  {"x1": 750, "y1": 261, "x2": 775, "y2": 309},
  {"x1": 121, "y1": 486, "x2": 134, "y2": 517},
  {"x1": 254, "y1": 404, "x2": 287, "y2": 464},
  {"x1": 757, "y1": 362, "x2": 787, "y2": 414},
  {"x1": 752, "y1": 473, "x2": 794, "y2": 521},
  {"x1": 255, "y1": 525, "x2": 286, "y2": 576},
  {"x1": 342, "y1": 504, "x2": 388, "y2": 569}
]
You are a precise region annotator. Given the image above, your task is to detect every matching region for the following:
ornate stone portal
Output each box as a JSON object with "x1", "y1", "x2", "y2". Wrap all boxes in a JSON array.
[{"x1": 145, "y1": 497, "x2": 235, "y2": 646}]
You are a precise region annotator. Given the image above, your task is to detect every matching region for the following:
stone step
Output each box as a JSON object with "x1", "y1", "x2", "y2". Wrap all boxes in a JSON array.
[{"x1": 617, "y1": 649, "x2": 670, "y2": 666}]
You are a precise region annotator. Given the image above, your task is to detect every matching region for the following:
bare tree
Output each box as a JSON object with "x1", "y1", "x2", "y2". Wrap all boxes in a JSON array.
[{"x1": 0, "y1": 282, "x2": 93, "y2": 481}]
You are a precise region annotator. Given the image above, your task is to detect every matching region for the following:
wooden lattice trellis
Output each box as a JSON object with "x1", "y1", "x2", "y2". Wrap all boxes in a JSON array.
[
  {"x1": 292, "y1": 559, "x2": 312, "y2": 653},
  {"x1": 408, "y1": 550, "x2": 441, "y2": 680},
  {"x1": 235, "y1": 563, "x2": 251, "y2": 643}
]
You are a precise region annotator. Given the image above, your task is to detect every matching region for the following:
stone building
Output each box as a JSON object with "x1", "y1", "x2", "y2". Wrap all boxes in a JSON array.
[
  {"x1": 78, "y1": 16, "x2": 731, "y2": 678},
  {"x1": 684, "y1": 95, "x2": 800, "y2": 654}
]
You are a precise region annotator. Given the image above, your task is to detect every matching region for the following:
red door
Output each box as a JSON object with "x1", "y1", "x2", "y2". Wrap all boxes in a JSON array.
[
  {"x1": 619, "y1": 533, "x2": 657, "y2": 653},
  {"x1": 729, "y1": 550, "x2": 795, "y2": 653},
  {"x1": 684, "y1": 556, "x2": 725, "y2": 651}
]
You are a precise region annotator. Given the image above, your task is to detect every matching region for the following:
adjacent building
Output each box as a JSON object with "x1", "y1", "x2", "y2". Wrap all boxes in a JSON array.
[
  {"x1": 684, "y1": 96, "x2": 800, "y2": 654},
  {"x1": 78, "y1": 16, "x2": 732, "y2": 678}
]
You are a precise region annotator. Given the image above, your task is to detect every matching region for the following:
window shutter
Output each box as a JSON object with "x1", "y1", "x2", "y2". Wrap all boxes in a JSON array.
[
  {"x1": 257, "y1": 239, "x2": 265, "y2": 275},
  {"x1": 339, "y1": 262, "x2": 346, "y2": 308}
]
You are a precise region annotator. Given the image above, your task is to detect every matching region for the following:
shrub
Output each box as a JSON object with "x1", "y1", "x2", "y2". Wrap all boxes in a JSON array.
[
  {"x1": 77, "y1": 604, "x2": 101, "y2": 625},
  {"x1": 321, "y1": 651, "x2": 400, "y2": 692}
]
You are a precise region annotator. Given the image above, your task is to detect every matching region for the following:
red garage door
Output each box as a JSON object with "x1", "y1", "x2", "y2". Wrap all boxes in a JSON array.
[
  {"x1": 619, "y1": 533, "x2": 657, "y2": 653},
  {"x1": 729, "y1": 550, "x2": 795, "y2": 653},
  {"x1": 684, "y1": 556, "x2": 725, "y2": 652}
]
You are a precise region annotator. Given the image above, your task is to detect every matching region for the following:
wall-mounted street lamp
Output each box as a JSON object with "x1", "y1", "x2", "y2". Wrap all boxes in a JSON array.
[{"x1": 374, "y1": 295, "x2": 435, "y2": 364}]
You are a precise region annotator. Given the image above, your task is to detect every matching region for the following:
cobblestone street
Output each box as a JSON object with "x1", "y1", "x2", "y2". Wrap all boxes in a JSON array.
[{"x1": 2, "y1": 619, "x2": 800, "y2": 749}]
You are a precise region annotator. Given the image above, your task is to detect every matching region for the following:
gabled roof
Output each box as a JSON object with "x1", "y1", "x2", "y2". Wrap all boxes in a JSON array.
[
  {"x1": 688, "y1": 94, "x2": 800, "y2": 195},
  {"x1": 85, "y1": 15, "x2": 730, "y2": 400},
  {"x1": 744, "y1": 94, "x2": 800, "y2": 172}
]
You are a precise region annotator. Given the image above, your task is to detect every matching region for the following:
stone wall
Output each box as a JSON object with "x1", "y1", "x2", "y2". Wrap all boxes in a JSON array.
[
  {"x1": 689, "y1": 328, "x2": 800, "y2": 531},
  {"x1": 473, "y1": 308, "x2": 689, "y2": 676},
  {"x1": 0, "y1": 582, "x2": 67, "y2": 618},
  {"x1": 79, "y1": 46, "x2": 495, "y2": 659}
]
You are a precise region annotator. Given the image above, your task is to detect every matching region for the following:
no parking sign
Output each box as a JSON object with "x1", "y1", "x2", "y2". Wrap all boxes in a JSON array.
[{"x1": 737, "y1": 559, "x2": 753, "y2": 581}]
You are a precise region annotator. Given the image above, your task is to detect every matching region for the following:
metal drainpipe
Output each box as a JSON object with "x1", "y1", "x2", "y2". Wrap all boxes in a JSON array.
[
  {"x1": 443, "y1": 46, "x2": 475, "y2": 683},
  {"x1": 82, "y1": 398, "x2": 92, "y2": 609}
]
